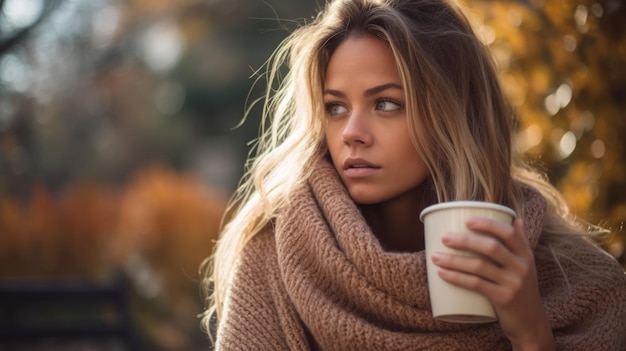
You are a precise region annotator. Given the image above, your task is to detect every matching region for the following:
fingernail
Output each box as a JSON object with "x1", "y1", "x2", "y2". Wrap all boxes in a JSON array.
[
  {"x1": 441, "y1": 234, "x2": 452, "y2": 244},
  {"x1": 437, "y1": 268, "x2": 448, "y2": 277},
  {"x1": 432, "y1": 252, "x2": 442, "y2": 263}
]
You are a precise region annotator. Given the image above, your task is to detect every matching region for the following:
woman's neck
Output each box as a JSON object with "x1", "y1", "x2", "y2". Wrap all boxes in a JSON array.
[{"x1": 359, "y1": 181, "x2": 435, "y2": 253}]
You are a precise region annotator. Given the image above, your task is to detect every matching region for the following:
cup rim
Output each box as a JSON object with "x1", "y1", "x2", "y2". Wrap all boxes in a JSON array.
[{"x1": 419, "y1": 201, "x2": 516, "y2": 222}]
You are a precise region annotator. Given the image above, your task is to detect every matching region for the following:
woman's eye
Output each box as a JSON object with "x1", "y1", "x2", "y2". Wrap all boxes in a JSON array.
[
  {"x1": 326, "y1": 104, "x2": 347, "y2": 116},
  {"x1": 375, "y1": 99, "x2": 401, "y2": 112}
]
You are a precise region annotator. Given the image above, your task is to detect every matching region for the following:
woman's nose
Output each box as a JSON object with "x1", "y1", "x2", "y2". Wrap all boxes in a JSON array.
[{"x1": 342, "y1": 111, "x2": 373, "y2": 146}]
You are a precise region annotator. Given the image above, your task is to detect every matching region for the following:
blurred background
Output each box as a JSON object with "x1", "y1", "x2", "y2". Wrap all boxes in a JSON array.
[{"x1": 0, "y1": 0, "x2": 624, "y2": 349}]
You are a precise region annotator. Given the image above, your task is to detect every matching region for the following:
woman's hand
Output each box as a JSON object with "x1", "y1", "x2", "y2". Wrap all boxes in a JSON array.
[{"x1": 431, "y1": 218, "x2": 555, "y2": 351}]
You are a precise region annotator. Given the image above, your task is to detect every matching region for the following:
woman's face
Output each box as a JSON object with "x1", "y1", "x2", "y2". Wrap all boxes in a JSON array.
[{"x1": 324, "y1": 35, "x2": 429, "y2": 205}]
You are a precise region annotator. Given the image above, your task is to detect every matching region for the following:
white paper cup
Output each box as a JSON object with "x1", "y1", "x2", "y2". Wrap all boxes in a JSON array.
[{"x1": 419, "y1": 201, "x2": 516, "y2": 323}]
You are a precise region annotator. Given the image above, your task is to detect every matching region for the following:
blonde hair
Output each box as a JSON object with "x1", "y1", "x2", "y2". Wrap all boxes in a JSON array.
[{"x1": 200, "y1": 0, "x2": 608, "y2": 332}]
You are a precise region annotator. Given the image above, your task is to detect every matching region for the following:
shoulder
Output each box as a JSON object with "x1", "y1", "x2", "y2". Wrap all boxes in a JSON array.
[
  {"x1": 537, "y1": 231, "x2": 625, "y2": 302},
  {"x1": 217, "y1": 226, "x2": 295, "y2": 350},
  {"x1": 237, "y1": 226, "x2": 278, "y2": 276},
  {"x1": 220, "y1": 226, "x2": 281, "y2": 325},
  {"x1": 243, "y1": 226, "x2": 277, "y2": 258}
]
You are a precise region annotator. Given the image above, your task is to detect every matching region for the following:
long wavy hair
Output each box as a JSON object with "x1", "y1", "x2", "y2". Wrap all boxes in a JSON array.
[{"x1": 200, "y1": 0, "x2": 607, "y2": 331}]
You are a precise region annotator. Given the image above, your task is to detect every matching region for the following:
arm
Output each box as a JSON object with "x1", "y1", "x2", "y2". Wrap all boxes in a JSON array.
[{"x1": 216, "y1": 231, "x2": 304, "y2": 351}]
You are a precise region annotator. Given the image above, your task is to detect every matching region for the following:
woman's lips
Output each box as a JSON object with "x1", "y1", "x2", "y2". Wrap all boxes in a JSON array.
[
  {"x1": 344, "y1": 166, "x2": 379, "y2": 178},
  {"x1": 343, "y1": 158, "x2": 380, "y2": 178}
]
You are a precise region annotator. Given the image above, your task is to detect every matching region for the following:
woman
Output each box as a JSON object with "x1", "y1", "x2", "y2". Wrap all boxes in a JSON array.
[{"x1": 201, "y1": 0, "x2": 626, "y2": 349}]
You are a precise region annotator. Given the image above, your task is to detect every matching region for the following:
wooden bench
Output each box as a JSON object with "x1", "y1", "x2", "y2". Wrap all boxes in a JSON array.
[{"x1": 0, "y1": 276, "x2": 139, "y2": 350}]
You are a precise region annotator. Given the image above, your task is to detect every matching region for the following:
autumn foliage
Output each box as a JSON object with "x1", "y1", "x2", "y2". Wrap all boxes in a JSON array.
[
  {"x1": 1, "y1": 165, "x2": 225, "y2": 280},
  {"x1": 0, "y1": 165, "x2": 226, "y2": 348}
]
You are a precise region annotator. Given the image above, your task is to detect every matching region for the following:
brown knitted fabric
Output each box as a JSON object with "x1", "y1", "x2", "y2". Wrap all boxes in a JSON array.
[{"x1": 216, "y1": 159, "x2": 626, "y2": 350}]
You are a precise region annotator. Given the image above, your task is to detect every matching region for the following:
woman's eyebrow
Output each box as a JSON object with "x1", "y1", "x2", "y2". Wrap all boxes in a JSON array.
[
  {"x1": 364, "y1": 83, "x2": 403, "y2": 96},
  {"x1": 323, "y1": 83, "x2": 403, "y2": 98},
  {"x1": 322, "y1": 89, "x2": 345, "y2": 98}
]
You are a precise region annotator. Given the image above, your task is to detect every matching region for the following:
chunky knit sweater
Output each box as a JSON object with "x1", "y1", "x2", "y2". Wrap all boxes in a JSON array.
[{"x1": 216, "y1": 160, "x2": 626, "y2": 350}]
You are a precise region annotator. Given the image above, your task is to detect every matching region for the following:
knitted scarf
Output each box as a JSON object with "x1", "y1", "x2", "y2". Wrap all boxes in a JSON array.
[{"x1": 216, "y1": 159, "x2": 626, "y2": 350}]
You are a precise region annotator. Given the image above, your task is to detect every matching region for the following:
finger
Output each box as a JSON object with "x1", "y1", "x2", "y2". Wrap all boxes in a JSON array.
[
  {"x1": 436, "y1": 266, "x2": 523, "y2": 307},
  {"x1": 513, "y1": 219, "x2": 528, "y2": 244},
  {"x1": 432, "y1": 252, "x2": 502, "y2": 283},
  {"x1": 465, "y1": 217, "x2": 528, "y2": 257},
  {"x1": 436, "y1": 266, "x2": 502, "y2": 298},
  {"x1": 442, "y1": 232, "x2": 512, "y2": 268}
]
